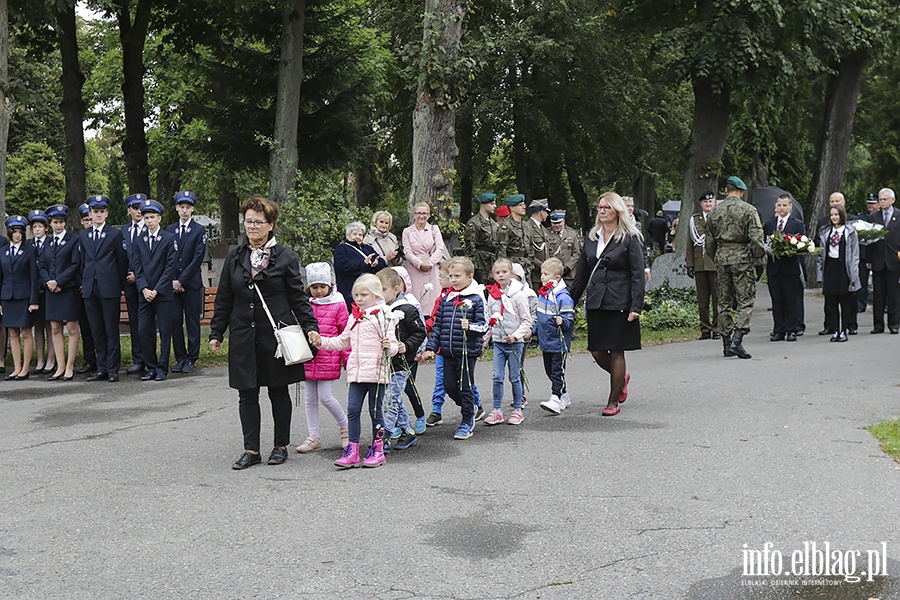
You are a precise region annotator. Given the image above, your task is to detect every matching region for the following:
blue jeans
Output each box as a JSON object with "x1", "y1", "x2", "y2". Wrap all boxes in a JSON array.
[
  {"x1": 432, "y1": 354, "x2": 481, "y2": 414},
  {"x1": 493, "y1": 341, "x2": 524, "y2": 410},
  {"x1": 347, "y1": 382, "x2": 385, "y2": 444},
  {"x1": 384, "y1": 371, "x2": 412, "y2": 435}
]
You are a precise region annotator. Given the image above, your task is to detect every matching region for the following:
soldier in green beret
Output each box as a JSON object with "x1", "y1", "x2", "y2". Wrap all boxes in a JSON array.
[
  {"x1": 498, "y1": 194, "x2": 534, "y2": 276},
  {"x1": 464, "y1": 192, "x2": 501, "y2": 284},
  {"x1": 705, "y1": 176, "x2": 766, "y2": 359}
]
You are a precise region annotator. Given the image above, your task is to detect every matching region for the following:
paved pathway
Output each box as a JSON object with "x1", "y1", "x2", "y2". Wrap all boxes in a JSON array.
[{"x1": 1, "y1": 285, "x2": 898, "y2": 599}]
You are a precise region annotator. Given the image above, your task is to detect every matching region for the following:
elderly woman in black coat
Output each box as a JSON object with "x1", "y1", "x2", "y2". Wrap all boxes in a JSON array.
[
  {"x1": 571, "y1": 192, "x2": 645, "y2": 417},
  {"x1": 210, "y1": 195, "x2": 319, "y2": 470},
  {"x1": 333, "y1": 221, "x2": 386, "y2": 309}
]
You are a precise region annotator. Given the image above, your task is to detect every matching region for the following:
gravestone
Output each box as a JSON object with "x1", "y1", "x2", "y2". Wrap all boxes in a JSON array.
[{"x1": 648, "y1": 253, "x2": 693, "y2": 291}]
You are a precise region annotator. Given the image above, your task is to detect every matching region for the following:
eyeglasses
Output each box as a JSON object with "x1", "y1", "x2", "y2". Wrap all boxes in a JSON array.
[
  {"x1": 414, "y1": 212, "x2": 429, "y2": 216},
  {"x1": 245, "y1": 220, "x2": 268, "y2": 228},
  {"x1": 596, "y1": 205, "x2": 613, "y2": 212}
]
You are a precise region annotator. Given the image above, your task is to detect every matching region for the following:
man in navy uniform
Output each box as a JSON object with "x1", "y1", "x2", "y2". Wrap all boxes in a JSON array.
[
  {"x1": 167, "y1": 190, "x2": 206, "y2": 374},
  {"x1": 132, "y1": 199, "x2": 177, "y2": 381},
  {"x1": 75, "y1": 203, "x2": 97, "y2": 374},
  {"x1": 78, "y1": 195, "x2": 127, "y2": 382},
  {"x1": 122, "y1": 193, "x2": 149, "y2": 374}
]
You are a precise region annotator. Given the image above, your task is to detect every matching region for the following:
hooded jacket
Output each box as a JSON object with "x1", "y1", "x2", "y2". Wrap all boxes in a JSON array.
[
  {"x1": 319, "y1": 303, "x2": 399, "y2": 384},
  {"x1": 534, "y1": 279, "x2": 575, "y2": 353},
  {"x1": 426, "y1": 280, "x2": 488, "y2": 358},
  {"x1": 304, "y1": 290, "x2": 351, "y2": 380},
  {"x1": 486, "y1": 278, "x2": 533, "y2": 343},
  {"x1": 387, "y1": 294, "x2": 426, "y2": 370}
]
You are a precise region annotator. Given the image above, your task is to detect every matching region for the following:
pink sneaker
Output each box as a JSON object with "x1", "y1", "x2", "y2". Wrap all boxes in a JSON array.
[
  {"x1": 483, "y1": 409, "x2": 505, "y2": 425},
  {"x1": 508, "y1": 409, "x2": 525, "y2": 425},
  {"x1": 361, "y1": 440, "x2": 385, "y2": 468},
  {"x1": 296, "y1": 436, "x2": 322, "y2": 453},
  {"x1": 618, "y1": 373, "x2": 630, "y2": 404},
  {"x1": 334, "y1": 442, "x2": 360, "y2": 469}
]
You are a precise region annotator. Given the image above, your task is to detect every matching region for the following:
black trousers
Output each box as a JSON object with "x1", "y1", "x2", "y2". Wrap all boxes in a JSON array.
[
  {"x1": 442, "y1": 355, "x2": 476, "y2": 425},
  {"x1": 239, "y1": 385, "x2": 292, "y2": 452},
  {"x1": 138, "y1": 298, "x2": 172, "y2": 374},
  {"x1": 767, "y1": 274, "x2": 803, "y2": 334},
  {"x1": 85, "y1": 296, "x2": 121, "y2": 374},
  {"x1": 824, "y1": 293, "x2": 856, "y2": 333},
  {"x1": 871, "y1": 269, "x2": 900, "y2": 331},
  {"x1": 542, "y1": 352, "x2": 567, "y2": 397},
  {"x1": 124, "y1": 282, "x2": 144, "y2": 366},
  {"x1": 79, "y1": 299, "x2": 96, "y2": 367},
  {"x1": 856, "y1": 260, "x2": 870, "y2": 312},
  {"x1": 404, "y1": 361, "x2": 425, "y2": 419},
  {"x1": 171, "y1": 287, "x2": 203, "y2": 363}
]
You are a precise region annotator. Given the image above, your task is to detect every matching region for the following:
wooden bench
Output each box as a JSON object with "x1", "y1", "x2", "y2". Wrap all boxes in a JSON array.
[{"x1": 119, "y1": 287, "x2": 218, "y2": 326}]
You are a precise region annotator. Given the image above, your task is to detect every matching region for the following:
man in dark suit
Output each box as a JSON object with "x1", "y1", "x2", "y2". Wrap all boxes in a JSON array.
[
  {"x1": 867, "y1": 187, "x2": 900, "y2": 334},
  {"x1": 75, "y1": 203, "x2": 97, "y2": 374},
  {"x1": 167, "y1": 191, "x2": 207, "y2": 374},
  {"x1": 78, "y1": 195, "x2": 128, "y2": 381},
  {"x1": 816, "y1": 192, "x2": 859, "y2": 335},
  {"x1": 764, "y1": 194, "x2": 806, "y2": 341},
  {"x1": 132, "y1": 200, "x2": 178, "y2": 381},
  {"x1": 122, "y1": 193, "x2": 149, "y2": 374}
]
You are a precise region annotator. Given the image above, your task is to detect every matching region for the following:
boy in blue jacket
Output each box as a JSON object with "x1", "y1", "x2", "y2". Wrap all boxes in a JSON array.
[
  {"x1": 421, "y1": 257, "x2": 487, "y2": 440},
  {"x1": 535, "y1": 258, "x2": 575, "y2": 415}
]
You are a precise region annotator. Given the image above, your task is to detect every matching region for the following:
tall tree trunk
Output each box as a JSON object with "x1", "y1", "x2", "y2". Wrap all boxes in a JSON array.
[
  {"x1": 806, "y1": 52, "x2": 866, "y2": 234},
  {"x1": 457, "y1": 104, "x2": 473, "y2": 223},
  {"x1": 409, "y1": 0, "x2": 465, "y2": 222},
  {"x1": 633, "y1": 172, "x2": 656, "y2": 228},
  {"x1": 116, "y1": 0, "x2": 151, "y2": 194},
  {"x1": 55, "y1": 3, "x2": 87, "y2": 212},
  {"x1": 565, "y1": 160, "x2": 590, "y2": 234},
  {"x1": 744, "y1": 151, "x2": 769, "y2": 191},
  {"x1": 676, "y1": 76, "x2": 730, "y2": 254},
  {"x1": 269, "y1": 0, "x2": 307, "y2": 205},
  {"x1": 512, "y1": 94, "x2": 529, "y2": 199},
  {"x1": 155, "y1": 158, "x2": 183, "y2": 213},
  {"x1": 219, "y1": 172, "x2": 240, "y2": 245},
  {"x1": 0, "y1": 0, "x2": 12, "y2": 221}
]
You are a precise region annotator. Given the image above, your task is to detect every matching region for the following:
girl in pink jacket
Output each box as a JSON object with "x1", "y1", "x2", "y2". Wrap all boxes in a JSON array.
[
  {"x1": 296, "y1": 263, "x2": 350, "y2": 454},
  {"x1": 310, "y1": 273, "x2": 399, "y2": 469}
]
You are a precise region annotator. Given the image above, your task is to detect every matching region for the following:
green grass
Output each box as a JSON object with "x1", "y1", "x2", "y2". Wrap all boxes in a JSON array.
[{"x1": 866, "y1": 418, "x2": 900, "y2": 464}]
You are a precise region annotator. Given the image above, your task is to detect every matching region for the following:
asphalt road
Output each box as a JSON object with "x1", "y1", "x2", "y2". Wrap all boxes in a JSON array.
[{"x1": 2, "y1": 286, "x2": 899, "y2": 599}]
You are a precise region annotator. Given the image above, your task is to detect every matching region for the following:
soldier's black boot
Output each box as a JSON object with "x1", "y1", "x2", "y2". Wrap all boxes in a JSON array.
[
  {"x1": 730, "y1": 331, "x2": 752, "y2": 359},
  {"x1": 722, "y1": 334, "x2": 734, "y2": 357}
]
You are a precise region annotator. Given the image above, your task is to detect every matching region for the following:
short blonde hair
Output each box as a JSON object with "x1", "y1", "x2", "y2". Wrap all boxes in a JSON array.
[
  {"x1": 492, "y1": 257, "x2": 514, "y2": 273},
  {"x1": 352, "y1": 273, "x2": 384, "y2": 300},
  {"x1": 413, "y1": 202, "x2": 431, "y2": 215},
  {"x1": 541, "y1": 257, "x2": 564, "y2": 278},
  {"x1": 376, "y1": 268, "x2": 404, "y2": 290},
  {"x1": 446, "y1": 256, "x2": 474, "y2": 276},
  {"x1": 371, "y1": 210, "x2": 393, "y2": 229}
]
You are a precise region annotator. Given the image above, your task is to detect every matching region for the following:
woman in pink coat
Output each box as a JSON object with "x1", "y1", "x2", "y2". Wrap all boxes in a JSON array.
[
  {"x1": 402, "y1": 202, "x2": 446, "y2": 316},
  {"x1": 296, "y1": 262, "x2": 350, "y2": 454}
]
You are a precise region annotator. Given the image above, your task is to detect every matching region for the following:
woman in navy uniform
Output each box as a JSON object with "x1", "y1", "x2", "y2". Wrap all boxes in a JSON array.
[
  {"x1": 41, "y1": 204, "x2": 82, "y2": 381},
  {"x1": 0, "y1": 215, "x2": 40, "y2": 380},
  {"x1": 29, "y1": 209, "x2": 56, "y2": 374},
  {"x1": 131, "y1": 199, "x2": 177, "y2": 381}
]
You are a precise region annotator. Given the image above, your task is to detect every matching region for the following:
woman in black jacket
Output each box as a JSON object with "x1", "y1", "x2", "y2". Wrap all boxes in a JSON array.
[
  {"x1": 210, "y1": 196, "x2": 319, "y2": 470},
  {"x1": 571, "y1": 192, "x2": 645, "y2": 416}
]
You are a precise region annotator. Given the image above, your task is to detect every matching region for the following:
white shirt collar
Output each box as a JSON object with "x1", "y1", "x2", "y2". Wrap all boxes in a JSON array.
[{"x1": 179, "y1": 217, "x2": 193, "y2": 227}]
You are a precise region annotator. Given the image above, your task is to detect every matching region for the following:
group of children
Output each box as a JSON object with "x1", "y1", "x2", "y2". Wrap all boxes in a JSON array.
[{"x1": 303, "y1": 254, "x2": 575, "y2": 469}]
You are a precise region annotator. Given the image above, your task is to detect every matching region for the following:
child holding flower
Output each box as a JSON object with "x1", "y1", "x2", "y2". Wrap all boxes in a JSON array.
[
  {"x1": 309, "y1": 273, "x2": 398, "y2": 469},
  {"x1": 484, "y1": 258, "x2": 533, "y2": 426},
  {"x1": 535, "y1": 258, "x2": 575, "y2": 415},
  {"x1": 421, "y1": 257, "x2": 487, "y2": 440}
]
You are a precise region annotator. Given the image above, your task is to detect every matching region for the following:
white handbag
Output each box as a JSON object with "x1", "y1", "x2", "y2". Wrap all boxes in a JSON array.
[{"x1": 253, "y1": 284, "x2": 314, "y2": 365}]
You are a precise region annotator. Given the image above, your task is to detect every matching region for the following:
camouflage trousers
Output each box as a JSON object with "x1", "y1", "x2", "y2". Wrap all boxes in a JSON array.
[{"x1": 716, "y1": 263, "x2": 756, "y2": 336}]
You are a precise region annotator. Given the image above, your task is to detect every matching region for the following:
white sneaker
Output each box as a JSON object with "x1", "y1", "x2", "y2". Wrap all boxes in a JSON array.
[
  {"x1": 540, "y1": 395, "x2": 562, "y2": 415},
  {"x1": 559, "y1": 392, "x2": 571, "y2": 410}
]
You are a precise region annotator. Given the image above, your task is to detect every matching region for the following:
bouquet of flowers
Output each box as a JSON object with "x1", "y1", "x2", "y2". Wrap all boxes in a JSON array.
[
  {"x1": 768, "y1": 233, "x2": 819, "y2": 259},
  {"x1": 850, "y1": 220, "x2": 888, "y2": 245}
]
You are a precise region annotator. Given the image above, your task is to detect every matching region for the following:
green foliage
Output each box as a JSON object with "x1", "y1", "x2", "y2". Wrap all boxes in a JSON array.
[
  {"x1": 866, "y1": 417, "x2": 900, "y2": 464},
  {"x1": 5, "y1": 142, "x2": 66, "y2": 215},
  {"x1": 277, "y1": 171, "x2": 372, "y2": 265},
  {"x1": 641, "y1": 280, "x2": 700, "y2": 330}
]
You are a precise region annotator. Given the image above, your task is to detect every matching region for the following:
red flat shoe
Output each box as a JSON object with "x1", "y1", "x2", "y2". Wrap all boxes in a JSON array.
[
  {"x1": 618, "y1": 372, "x2": 630, "y2": 404},
  {"x1": 601, "y1": 405, "x2": 620, "y2": 417}
]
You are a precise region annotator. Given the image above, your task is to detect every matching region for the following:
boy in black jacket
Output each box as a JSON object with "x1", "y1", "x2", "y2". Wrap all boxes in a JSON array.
[{"x1": 378, "y1": 269, "x2": 426, "y2": 452}]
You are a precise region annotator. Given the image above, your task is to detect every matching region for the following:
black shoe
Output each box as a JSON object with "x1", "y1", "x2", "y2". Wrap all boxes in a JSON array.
[
  {"x1": 4, "y1": 373, "x2": 16, "y2": 381},
  {"x1": 181, "y1": 361, "x2": 195, "y2": 374},
  {"x1": 155, "y1": 373, "x2": 167, "y2": 381},
  {"x1": 108, "y1": 374, "x2": 120, "y2": 382},
  {"x1": 393, "y1": 432, "x2": 417, "y2": 450},
  {"x1": 126, "y1": 363, "x2": 145, "y2": 375},
  {"x1": 848, "y1": 327, "x2": 858, "y2": 335},
  {"x1": 140, "y1": 372, "x2": 156, "y2": 381},
  {"x1": 770, "y1": 332, "x2": 785, "y2": 342},
  {"x1": 836, "y1": 332, "x2": 849, "y2": 342},
  {"x1": 171, "y1": 361, "x2": 185, "y2": 373},
  {"x1": 85, "y1": 372, "x2": 108, "y2": 382},
  {"x1": 818, "y1": 329, "x2": 835, "y2": 336},
  {"x1": 786, "y1": 332, "x2": 797, "y2": 342},
  {"x1": 47, "y1": 373, "x2": 64, "y2": 381},
  {"x1": 61, "y1": 376, "x2": 74, "y2": 381},
  {"x1": 891, "y1": 328, "x2": 899, "y2": 334},
  {"x1": 795, "y1": 330, "x2": 804, "y2": 337},
  {"x1": 871, "y1": 328, "x2": 884, "y2": 334},
  {"x1": 14, "y1": 373, "x2": 30, "y2": 381},
  {"x1": 232, "y1": 451, "x2": 262, "y2": 470},
  {"x1": 75, "y1": 364, "x2": 96, "y2": 374},
  {"x1": 699, "y1": 332, "x2": 711, "y2": 340},
  {"x1": 712, "y1": 332, "x2": 721, "y2": 340},
  {"x1": 33, "y1": 367, "x2": 45, "y2": 375},
  {"x1": 267, "y1": 446, "x2": 288, "y2": 465},
  {"x1": 425, "y1": 412, "x2": 443, "y2": 427}
]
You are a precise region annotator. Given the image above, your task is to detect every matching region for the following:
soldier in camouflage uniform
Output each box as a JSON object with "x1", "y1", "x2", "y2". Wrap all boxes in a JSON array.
[
  {"x1": 498, "y1": 194, "x2": 534, "y2": 276},
  {"x1": 528, "y1": 199, "x2": 551, "y2": 290},
  {"x1": 464, "y1": 192, "x2": 500, "y2": 284},
  {"x1": 705, "y1": 176, "x2": 766, "y2": 359},
  {"x1": 546, "y1": 210, "x2": 582, "y2": 287}
]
